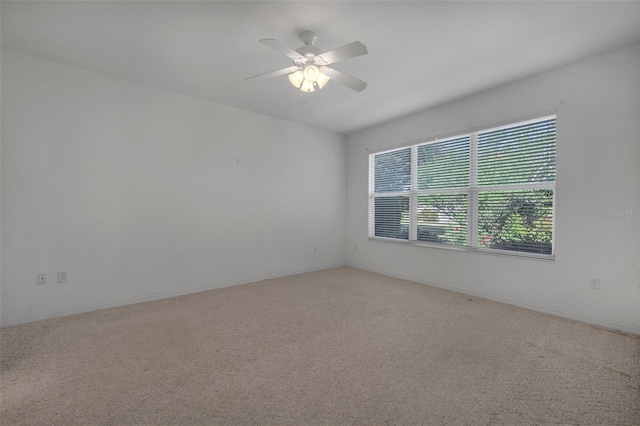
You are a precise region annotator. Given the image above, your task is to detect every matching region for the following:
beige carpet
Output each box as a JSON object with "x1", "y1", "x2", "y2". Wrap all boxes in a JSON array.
[{"x1": 1, "y1": 267, "x2": 639, "y2": 425}]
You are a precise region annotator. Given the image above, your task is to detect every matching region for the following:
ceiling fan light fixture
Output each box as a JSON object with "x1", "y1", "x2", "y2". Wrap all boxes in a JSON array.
[
  {"x1": 288, "y1": 69, "x2": 304, "y2": 88},
  {"x1": 289, "y1": 66, "x2": 330, "y2": 92},
  {"x1": 316, "y1": 72, "x2": 330, "y2": 89},
  {"x1": 303, "y1": 65, "x2": 320, "y2": 82},
  {"x1": 300, "y1": 80, "x2": 315, "y2": 92}
]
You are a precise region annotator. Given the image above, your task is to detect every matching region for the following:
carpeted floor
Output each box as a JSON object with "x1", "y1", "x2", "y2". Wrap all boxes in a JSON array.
[{"x1": 1, "y1": 266, "x2": 639, "y2": 425}]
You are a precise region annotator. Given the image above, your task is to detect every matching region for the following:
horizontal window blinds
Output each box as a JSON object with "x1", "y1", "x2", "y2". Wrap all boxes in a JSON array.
[
  {"x1": 417, "y1": 193, "x2": 468, "y2": 245},
  {"x1": 477, "y1": 189, "x2": 554, "y2": 255},
  {"x1": 418, "y1": 136, "x2": 470, "y2": 190},
  {"x1": 373, "y1": 196, "x2": 410, "y2": 239},
  {"x1": 369, "y1": 115, "x2": 556, "y2": 257},
  {"x1": 373, "y1": 148, "x2": 411, "y2": 193},
  {"x1": 478, "y1": 118, "x2": 556, "y2": 186}
]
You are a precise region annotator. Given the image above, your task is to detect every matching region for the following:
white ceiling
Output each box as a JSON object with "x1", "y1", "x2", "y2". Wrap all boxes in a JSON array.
[{"x1": 2, "y1": 1, "x2": 639, "y2": 135}]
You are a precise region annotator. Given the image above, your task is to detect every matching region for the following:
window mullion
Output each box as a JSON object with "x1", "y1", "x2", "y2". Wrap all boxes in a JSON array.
[
  {"x1": 477, "y1": 182, "x2": 555, "y2": 192},
  {"x1": 368, "y1": 154, "x2": 374, "y2": 238},
  {"x1": 551, "y1": 188, "x2": 557, "y2": 256},
  {"x1": 409, "y1": 145, "x2": 418, "y2": 241},
  {"x1": 469, "y1": 133, "x2": 478, "y2": 248}
]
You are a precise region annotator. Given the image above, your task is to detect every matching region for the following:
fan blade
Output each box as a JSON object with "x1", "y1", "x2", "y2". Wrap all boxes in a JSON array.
[
  {"x1": 322, "y1": 67, "x2": 367, "y2": 92},
  {"x1": 316, "y1": 41, "x2": 367, "y2": 65},
  {"x1": 245, "y1": 66, "x2": 299, "y2": 81},
  {"x1": 259, "y1": 39, "x2": 304, "y2": 60}
]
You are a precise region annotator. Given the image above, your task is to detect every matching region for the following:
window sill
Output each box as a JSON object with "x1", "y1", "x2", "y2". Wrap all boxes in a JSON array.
[{"x1": 368, "y1": 237, "x2": 555, "y2": 261}]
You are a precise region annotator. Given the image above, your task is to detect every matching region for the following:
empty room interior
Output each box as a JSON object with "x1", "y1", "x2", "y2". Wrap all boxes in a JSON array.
[{"x1": 1, "y1": 1, "x2": 639, "y2": 425}]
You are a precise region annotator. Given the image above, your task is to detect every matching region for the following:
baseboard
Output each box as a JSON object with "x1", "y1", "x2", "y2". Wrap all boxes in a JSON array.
[
  {"x1": 346, "y1": 263, "x2": 640, "y2": 336},
  {"x1": 0, "y1": 263, "x2": 347, "y2": 328}
]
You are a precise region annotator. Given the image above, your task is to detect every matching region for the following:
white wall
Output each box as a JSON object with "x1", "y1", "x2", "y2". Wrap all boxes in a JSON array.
[
  {"x1": 637, "y1": 44, "x2": 640, "y2": 328},
  {"x1": 347, "y1": 43, "x2": 640, "y2": 334},
  {"x1": 1, "y1": 49, "x2": 347, "y2": 325},
  {"x1": 3, "y1": 44, "x2": 639, "y2": 334}
]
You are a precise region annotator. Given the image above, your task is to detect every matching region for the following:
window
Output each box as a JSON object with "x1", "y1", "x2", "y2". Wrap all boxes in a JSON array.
[{"x1": 369, "y1": 116, "x2": 556, "y2": 257}]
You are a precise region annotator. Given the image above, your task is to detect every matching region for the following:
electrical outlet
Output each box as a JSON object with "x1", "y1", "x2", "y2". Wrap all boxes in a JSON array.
[
  {"x1": 313, "y1": 246, "x2": 317, "y2": 252},
  {"x1": 37, "y1": 273, "x2": 47, "y2": 285},
  {"x1": 57, "y1": 272, "x2": 68, "y2": 283},
  {"x1": 589, "y1": 278, "x2": 600, "y2": 290},
  {"x1": 353, "y1": 243, "x2": 357, "y2": 250}
]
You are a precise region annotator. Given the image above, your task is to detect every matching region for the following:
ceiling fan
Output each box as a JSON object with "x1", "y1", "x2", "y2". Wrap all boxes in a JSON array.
[{"x1": 245, "y1": 30, "x2": 368, "y2": 93}]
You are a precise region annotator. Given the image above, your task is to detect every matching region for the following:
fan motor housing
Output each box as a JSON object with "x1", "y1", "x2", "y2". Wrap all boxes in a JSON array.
[{"x1": 299, "y1": 30, "x2": 318, "y2": 46}]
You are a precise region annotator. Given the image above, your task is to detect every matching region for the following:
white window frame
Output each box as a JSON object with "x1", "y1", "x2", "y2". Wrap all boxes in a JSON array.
[{"x1": 368, "y1": 115, "x2": 556, "y2": 260}]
